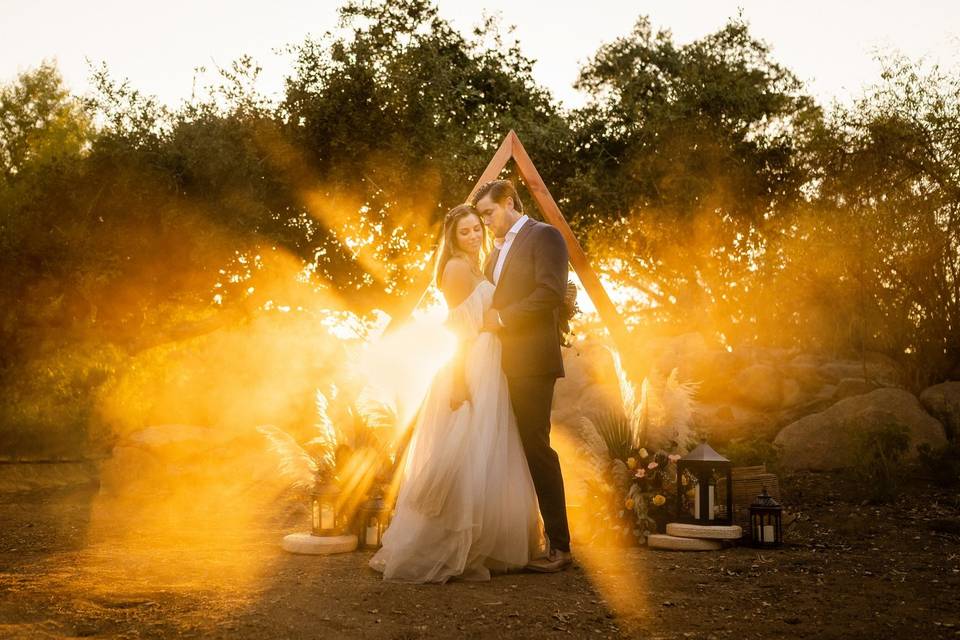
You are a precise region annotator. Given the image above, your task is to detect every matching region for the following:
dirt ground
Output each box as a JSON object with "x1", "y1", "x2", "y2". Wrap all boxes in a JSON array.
[{"x1": 0, "y1": 471, "x2": 958, "y2": 639}]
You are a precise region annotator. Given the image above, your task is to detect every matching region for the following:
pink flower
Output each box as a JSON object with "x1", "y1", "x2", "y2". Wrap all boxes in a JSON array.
[
  {"x1": 668, "y1": 454, "x2": 681, "y2": 463},
  {"x1": 634, "y1": 468, "x2": 646, "y2": 479},
  {"x1": 647, "y1": 461, "x2": 659, "y2": 470}
]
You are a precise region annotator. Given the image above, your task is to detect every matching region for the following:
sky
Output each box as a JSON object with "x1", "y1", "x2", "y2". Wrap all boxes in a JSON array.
[{"x1": 2, "y1": 0, "x2": 959, "y2": 111}]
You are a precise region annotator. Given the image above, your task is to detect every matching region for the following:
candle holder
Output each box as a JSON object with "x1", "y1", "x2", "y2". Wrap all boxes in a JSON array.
[
  {"x1": 357, "y1": 491, "x2": 392, "y2": 550},
  {"x1": 676, "y1": 439, "x2": 733, "y2": 526},
  {"x1": 749, "y1": 486, "x2": 783, "y2": 547},
  {"x1": 311, "y1": 482, "x2": 342, "y2": 536}
]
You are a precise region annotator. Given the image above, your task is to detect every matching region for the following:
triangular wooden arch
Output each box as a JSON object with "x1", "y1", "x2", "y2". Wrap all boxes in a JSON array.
[{"x1": 392, "y1": 130, "x2": 631, "y2": 356}]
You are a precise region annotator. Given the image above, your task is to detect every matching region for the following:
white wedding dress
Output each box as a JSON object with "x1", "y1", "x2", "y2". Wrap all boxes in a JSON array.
[{"x1": 369, "y1": 280, "x2": 542, "y2": 583}]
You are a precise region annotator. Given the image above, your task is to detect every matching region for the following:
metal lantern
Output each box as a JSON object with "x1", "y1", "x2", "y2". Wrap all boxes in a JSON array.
[
  {"x1": 311, "y1": 482, "x2": 341, "y2": 536},
  {"x1": 749, "y1": 486, "x2": 783, "y2": 547},
  {"x1": 357, "y1": 494, "x2": 391, "y2": 550},
  {"x1": 676, "y1": 439, "x2": 733, "y2": 525}
]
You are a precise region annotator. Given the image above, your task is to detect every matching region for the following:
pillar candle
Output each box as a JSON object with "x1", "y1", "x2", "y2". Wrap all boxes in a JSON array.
[
  {"x1": 320, "y1": 504, "x2": 334, "y2": 530},
  {"x1": 694, "y1": 482, "x2": 700, "y2": 519}
]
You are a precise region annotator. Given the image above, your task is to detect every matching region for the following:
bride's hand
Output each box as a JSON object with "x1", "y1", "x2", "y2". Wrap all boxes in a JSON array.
[{"x1": 450, "y1": 381, "x2": 471, "y2": 411}]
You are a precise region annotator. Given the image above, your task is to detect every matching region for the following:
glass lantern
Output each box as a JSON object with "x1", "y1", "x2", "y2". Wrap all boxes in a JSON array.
[
  {"x1": 311, "y1": 482, "x2": 341, "y2": 537},
  {"x1": 676, "y1": 439, "x2": 733, "y2": 525},
  {"x1": 357, "y1": 493, "x2": 391, "y2": 550},
  {"x1": 749, "y1": 486, "x2": 783, "y2": 547}
]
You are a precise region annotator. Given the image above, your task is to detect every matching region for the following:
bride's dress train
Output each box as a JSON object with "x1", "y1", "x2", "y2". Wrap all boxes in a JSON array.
[{"x1": 369, "y1": 280, "x2": 541, "y2": 583}]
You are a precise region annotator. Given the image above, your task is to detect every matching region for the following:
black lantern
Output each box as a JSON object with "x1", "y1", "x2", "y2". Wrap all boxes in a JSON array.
[
  {"x1": 311, "y1": 482, "x2": 341, "y2": 536},
  {"x1": 676, "y1": 440, "x2": 733, "y2": 525},
  {"x1": 749, "y1": 486, "x2": 783, "y2": 547},
  {"x1": 357, "y1": 493, "x2": 391, "y2": 550}
]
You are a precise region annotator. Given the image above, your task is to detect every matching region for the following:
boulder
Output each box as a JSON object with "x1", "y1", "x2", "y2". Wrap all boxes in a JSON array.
[
  {"x1": 98, "y1": 424, "x2": 287, "y2": 499},
  {"x1": 834, "y1": 377, "x2": 880, "y2": 401},
  {"x1": 818, "y1": 354, "x2": 901, "y2": 386},
  {"x1": 645, "y1": 332, "x2": 722, "y2": 383},
  {"x1": 774, "y1": 388, "x2": 947, "y2": 470},
  {"x1": 126, "y1": 424, "x2": 237, "y2": 460},
  {"x1": 781, "y1": 378, "x2": 805, "y2": 408},
  {"x1": 691, "y1": 350, "x2": 746, "y2": 403},
  {"x1": 785, "y1": 354, "x2": 828, "y2": 391},
  {"x1": 790, "y1": 353, "x2": 826, "y2": 368},
  {"x1": 692, "y1": 403, "x2": 778, "y2": 443},
  {"x1": 733, "y1": 364, "x2": 783, "y2": 409},
  {"x1": 919, "y1": 381, "x2": 960, "y2": 441},
  {"x1": 778, "y1": 384, "x2": 837, "y2": 425},
  {"x1": 784, "y1": 364, "x2": 827, "y2": 391}
]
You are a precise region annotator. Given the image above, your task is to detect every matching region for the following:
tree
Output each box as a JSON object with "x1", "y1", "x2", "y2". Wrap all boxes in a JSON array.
[
  {"x1": 0, "y1": 61, "x2": 91, "y2": 181},
  {"x1": 565, "y1": 16, "x2": 821, "y2": 343},
  {"x1": 279, "y1": 0, "x2": 571, "y2": 309}
]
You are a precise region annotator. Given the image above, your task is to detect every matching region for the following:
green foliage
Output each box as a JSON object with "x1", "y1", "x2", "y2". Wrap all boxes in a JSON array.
[
  {"x1": 586, "y1": 410, "x2": 635, "y2": 462},
  {"x1": 0, "y1": 60, "x2": 92, "y2": 181},
  {"x1": 719, "y1": 436, "x2": 782, "y2": 470},
  {"x1": 582, "y1": 451, "x2": 678, "y2": 546},
  {"x1": 571, "y1": 16, "x2": 817, "y2": 224},
  {"x1": 1, "y1": 0, "x2": 959, "y2": 458},
  {"x1": 578, "y1": 354, "x2": 693, "y2": 545},
  {"x1": 0, "y1": 341, "x2": 123, "y2": 458},
  {"x1": 853, "y1": 421, "x2": 911, "y2": 503}
]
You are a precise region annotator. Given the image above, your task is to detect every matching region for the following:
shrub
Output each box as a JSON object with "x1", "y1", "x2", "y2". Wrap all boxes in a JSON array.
[
  {"x1": 916, "y1": 442, "x2": 960, "y2": 489},
  {"x1": 853, "y1": 421, "x2": 910, "y2": 503},
  {"x1": 719, "y1": 436, "x2": 782, "y2": 471}
]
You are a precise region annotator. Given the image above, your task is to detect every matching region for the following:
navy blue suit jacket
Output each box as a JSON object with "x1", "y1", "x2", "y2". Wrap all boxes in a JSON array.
[{"x1": 484, "y1": 219, "x2": 569, "y2": 378}]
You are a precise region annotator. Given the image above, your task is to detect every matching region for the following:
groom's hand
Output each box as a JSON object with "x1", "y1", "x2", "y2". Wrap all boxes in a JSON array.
[{"x1": 482, "y1": 308, "x2": 503, "y2": 332}]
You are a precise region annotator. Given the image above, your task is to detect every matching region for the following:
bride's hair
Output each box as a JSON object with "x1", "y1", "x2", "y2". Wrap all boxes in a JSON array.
[{"x1": 434, "y1": 203, "x2": 488, "y2": 287}]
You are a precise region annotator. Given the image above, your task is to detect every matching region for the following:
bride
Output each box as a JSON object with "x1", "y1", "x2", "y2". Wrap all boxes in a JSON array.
[{"x1": 369, "y1": 203, "x2": 542, "y2": 583}]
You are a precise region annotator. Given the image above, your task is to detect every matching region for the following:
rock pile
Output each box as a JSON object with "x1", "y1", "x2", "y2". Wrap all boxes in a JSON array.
[{"x1": 552, "y1": 333, "x2": 952, "y2": 472}]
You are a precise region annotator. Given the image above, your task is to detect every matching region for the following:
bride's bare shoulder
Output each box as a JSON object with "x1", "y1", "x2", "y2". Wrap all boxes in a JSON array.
[{"x1": 441, "y1": 257, "x2": 478, "y2": 308}]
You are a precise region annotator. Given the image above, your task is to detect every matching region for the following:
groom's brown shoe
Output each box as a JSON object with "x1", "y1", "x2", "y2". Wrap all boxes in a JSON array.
[{"x1": 526, "y1": 548, "x2": 573, "y2": 573}]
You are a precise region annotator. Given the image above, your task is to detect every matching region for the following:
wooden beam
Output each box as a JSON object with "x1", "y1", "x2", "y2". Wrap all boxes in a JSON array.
[
  {"x1": 469, "y1": 132, "x2": 514, "y2": 201},
  {"x1": 508, "y1": 131, "x2": 632, "y2": 354},
  {"x1": 389, "y1": 130, "x2": 634, "y2": 365}
]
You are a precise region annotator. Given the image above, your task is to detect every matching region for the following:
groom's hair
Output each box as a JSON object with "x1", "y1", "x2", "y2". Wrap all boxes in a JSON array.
[{"x1": 472, "y1": 179, "x2": 523, "y2": 214}]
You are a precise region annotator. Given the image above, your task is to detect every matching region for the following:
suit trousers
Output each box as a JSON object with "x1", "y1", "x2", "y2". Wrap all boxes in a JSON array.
[{"x1": 506, "y1": 375, "x2": 571, "y2": 553}]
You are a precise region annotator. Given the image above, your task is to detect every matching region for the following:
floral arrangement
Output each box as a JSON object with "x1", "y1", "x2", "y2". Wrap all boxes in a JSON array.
[
  {"x1": 258, "y1": 384, "x2": 397, "y2": 493},
  {"x1": 578, "y1": 348, "x2": 699, "y2": 544}
]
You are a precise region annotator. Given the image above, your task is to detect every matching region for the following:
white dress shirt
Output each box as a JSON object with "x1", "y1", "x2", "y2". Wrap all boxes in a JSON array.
[{"x1": 492, "y1": 215, "x2": 528, "y2": 285}]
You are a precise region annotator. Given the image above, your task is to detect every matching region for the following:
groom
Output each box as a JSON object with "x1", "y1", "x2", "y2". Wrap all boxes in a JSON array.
[{"x1": 474, "y1": 179, "x2": 573, "y2": 573}]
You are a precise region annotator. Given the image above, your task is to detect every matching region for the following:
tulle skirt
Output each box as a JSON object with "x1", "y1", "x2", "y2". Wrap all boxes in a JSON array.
[{"x1": 369, "y1": 331, "x2": 541, "y2": 583}]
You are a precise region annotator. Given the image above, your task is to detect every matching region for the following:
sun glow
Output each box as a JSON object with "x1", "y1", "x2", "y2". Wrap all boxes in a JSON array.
[
  {"x1": 569, "y1": 265, "x2": 656, "y2": 318},
  {"x1": 354, "y1": 313, "x2": 457, "y2": 429},
  {"x1": 552, "y1": 426, "x2": 651, "y2": 627}
]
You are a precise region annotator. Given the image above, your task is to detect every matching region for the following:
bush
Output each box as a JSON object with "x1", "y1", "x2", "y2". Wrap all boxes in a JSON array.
[
  {"x1": 719, "y1": 437, "x2": 782, "y2": 471},
  {"x1": 917, "y1": 442, "x2": 960, "y2": 489},
  {"x1": 853, "y1": 421, "x2": 911, "y2": 503}
]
